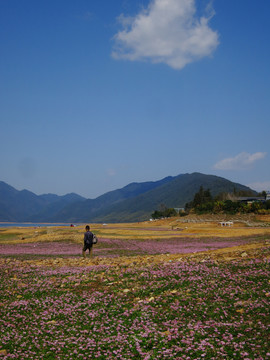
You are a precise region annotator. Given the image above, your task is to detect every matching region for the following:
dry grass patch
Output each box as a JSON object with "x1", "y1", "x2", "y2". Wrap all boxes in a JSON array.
[{"x1": 1, "y1": 216, "x2": 270, "y2": 244}]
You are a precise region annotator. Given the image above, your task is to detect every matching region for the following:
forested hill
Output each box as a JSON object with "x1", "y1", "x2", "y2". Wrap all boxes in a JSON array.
[
  {"x1": 85, "y1": 173, "x2": 256, "y2": 223},
  {"x1": 0, "y1": 173, "x2": 256, "y2": 223}
]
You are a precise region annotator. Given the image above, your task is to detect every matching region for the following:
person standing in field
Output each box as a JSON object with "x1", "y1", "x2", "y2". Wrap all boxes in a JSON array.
[{"x1": 83, "y1": 225, "x2": 94, "y2": 258}]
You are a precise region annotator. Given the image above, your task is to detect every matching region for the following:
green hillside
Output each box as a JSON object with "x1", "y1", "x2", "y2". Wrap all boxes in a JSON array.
[
  {"x1": 87, "y1": 173, "x2": 256, "y2": 223},
  {"x1": 0, "y1": 173, "x2": 256, "y2": 223},
  {"x1": 33, "y1": 176, "x2": 173, "y2": 223}
]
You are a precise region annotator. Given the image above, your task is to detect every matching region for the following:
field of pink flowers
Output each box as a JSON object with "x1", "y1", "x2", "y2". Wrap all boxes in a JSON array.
[
  {"x1": 0, "y1": 235, "x2": 262, "y2": 258},
  {"x1": 0, "y1": 250, "x2": 270, "y2": 359}
]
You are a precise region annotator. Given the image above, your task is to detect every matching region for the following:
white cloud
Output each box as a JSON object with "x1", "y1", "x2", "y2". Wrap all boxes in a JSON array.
[
  {"x1": 247, "y1": 181, "x2": 270, "y2": 192},
  {"x1": 214, "y1": 152, "x2": 267, "y2": 170},
  {"x1": 112, "y1": 0, "x2": 219, "y2": 70}
]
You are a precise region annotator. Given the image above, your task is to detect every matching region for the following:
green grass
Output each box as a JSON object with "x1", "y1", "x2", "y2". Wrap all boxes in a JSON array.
[{"x1": 0, "y1": 232, "x2": 20, "y2": 242}]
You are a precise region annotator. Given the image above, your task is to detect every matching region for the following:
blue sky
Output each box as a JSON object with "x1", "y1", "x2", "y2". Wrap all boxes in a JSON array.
[{"x1": 1, "y1": 0, "x2": 269, "y2": 198}]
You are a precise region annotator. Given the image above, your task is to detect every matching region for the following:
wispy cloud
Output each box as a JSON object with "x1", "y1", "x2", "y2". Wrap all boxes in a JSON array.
[
  {"x1": 112, "y1": 0, "x2": 219, "y2": 70},
  {"x1": 214, "y1": 152, "x2": 267, "y2": 170},
  {"x1": 107, "y1": 168, "x2": 116, "y2": 177}
]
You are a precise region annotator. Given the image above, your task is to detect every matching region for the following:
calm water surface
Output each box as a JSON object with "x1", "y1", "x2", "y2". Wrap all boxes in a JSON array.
[{"x1": 0, "y1": 223, "x2": 80, "y2": 228}]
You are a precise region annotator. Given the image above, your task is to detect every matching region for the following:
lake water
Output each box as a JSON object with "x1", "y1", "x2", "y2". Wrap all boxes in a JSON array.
[{"x1": 0, "y1": 223, "x2": 79, "y2": 228}]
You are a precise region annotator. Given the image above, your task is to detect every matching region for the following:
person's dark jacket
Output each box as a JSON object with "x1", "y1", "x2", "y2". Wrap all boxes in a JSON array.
[{"x1": 84, "y1": 231, "x2": 93, "y2": 245}]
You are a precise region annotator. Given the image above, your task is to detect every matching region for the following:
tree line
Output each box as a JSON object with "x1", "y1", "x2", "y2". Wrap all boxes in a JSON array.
[{"x1": 151, "y1": 186, "x2": 270, "y2": 219}]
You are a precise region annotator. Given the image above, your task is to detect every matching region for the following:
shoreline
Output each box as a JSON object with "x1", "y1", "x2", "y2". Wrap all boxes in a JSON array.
[{"x1": 0, "y1": 222, "x2": 80, "y2": 228}]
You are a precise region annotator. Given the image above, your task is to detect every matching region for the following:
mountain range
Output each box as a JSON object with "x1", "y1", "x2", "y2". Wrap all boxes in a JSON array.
[{"x1": 0, "y1": 173, "x2": 256, "y2": 223}]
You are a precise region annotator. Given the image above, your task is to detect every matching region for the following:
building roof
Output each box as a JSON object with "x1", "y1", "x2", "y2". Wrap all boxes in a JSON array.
[{"x1": 237, "y1": 197, "x2": 265, "y2": 202}]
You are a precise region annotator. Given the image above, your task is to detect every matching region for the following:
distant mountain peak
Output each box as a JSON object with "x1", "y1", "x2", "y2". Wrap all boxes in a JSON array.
[{"x1": 0, "y1": 173, "x2": 256, "y2": 223}]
